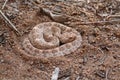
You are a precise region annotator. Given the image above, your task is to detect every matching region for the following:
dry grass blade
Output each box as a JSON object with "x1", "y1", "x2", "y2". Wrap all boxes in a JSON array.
[
  {"x1": 0, "y1": 10, "x2": 21, "y2": 36},
  {"x1": 78, "y1": 20, "x2": 120, "y2": 25},
  {"x1": 97, "y1": 48, "x2": 107, "y2": 64},
  {"x1": 107, "y1": 15, "x2": 120, "y2": 20},
  {"x1": 2, "y1": 0, "x2": 8, "y2": 9},
  {"x1": 105, "y1": 68, "x2": 110, "y2": 80}
]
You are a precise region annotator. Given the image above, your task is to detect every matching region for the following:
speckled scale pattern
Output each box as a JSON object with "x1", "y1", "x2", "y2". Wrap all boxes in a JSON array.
[{"x1": 22, "y1": 22, "x2": 82, "y2": 58}]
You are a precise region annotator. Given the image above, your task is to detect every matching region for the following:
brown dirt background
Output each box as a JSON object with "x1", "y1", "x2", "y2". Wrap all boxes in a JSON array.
[{"x1": 0, "y1": 0, "x2": 120, "y2": 80}]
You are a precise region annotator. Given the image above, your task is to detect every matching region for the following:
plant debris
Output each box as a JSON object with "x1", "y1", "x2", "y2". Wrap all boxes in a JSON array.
[
  {"x1": 0, "y1": 10, "x2": 21, "y2": 36},
  {"x1": 0, "y1": 0, "x2": 120, "y2": 80},
  {"x1": 40, "y1": 7, "x2": 68, "y2": 23}
]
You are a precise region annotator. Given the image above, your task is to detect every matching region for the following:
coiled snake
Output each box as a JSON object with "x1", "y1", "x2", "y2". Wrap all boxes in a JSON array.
[{"x1": 16, "y1": 22, "x2": 82, "y2": 59}]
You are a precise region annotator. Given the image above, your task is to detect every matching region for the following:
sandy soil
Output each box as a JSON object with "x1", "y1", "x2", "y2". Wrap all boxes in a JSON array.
[{"x1": 0, "y1": 0, "x2": 120, "y2": 80}]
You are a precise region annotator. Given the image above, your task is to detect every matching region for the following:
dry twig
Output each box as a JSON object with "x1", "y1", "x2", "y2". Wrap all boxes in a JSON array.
[
  {"x1": 105, "y1": 68, "x2": 110, "y2": 80},
  {"x1": 106, "y1": 15, "x2": 120, "y2": 20},
  {"x1": 0, "y1": 10, "x2": 21, "y2": 35},
  {"x1": 2, "y1": 0, "x2": 8, "y2": 9},
  {"x1": 97, "y1": 48, "x2": 107, "y2": 64},
  {"x1": 64, "y1": 77, "x2": 70, "y2": 80},
  {"x1": 78, "y1": 20, "x2": 120, "y2": 25}
]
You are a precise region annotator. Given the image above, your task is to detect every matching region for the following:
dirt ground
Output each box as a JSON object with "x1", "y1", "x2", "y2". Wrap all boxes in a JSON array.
[{"x1": 0, "y1": 0, "x2": 120, "y2": 80}]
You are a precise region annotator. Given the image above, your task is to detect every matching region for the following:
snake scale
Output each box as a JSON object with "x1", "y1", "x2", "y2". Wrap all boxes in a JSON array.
[{"x1": 16, "y1": 22, "x2": 82, "y2": 59}]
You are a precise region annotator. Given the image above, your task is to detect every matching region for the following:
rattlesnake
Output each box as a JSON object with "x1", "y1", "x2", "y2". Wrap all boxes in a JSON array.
[{"x1": 16, "y1": 22, "x2": 82, "y2": 59}]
